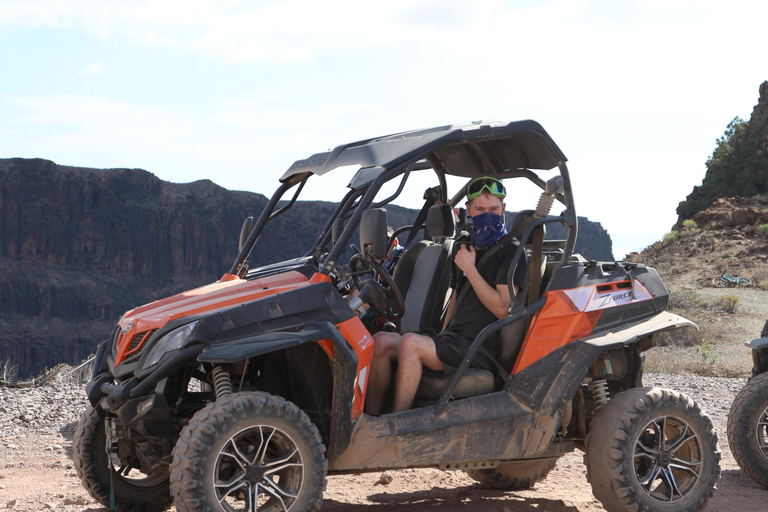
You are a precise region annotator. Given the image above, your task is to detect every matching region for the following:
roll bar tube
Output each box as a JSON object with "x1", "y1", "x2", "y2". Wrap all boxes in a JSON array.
[
  {"x1": 437, "y1": 297, "x2": 547, "y2": 406},
  {"x1": 228, "y1": 178, "x2": 299, "y2": 276}
]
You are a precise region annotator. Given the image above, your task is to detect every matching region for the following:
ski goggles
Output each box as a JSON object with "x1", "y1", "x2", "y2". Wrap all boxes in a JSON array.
[{"x1": 466, "y1": 177, "x2": 506, "y2": 201}]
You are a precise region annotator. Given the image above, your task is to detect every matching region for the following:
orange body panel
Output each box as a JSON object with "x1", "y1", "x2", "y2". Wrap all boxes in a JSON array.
[
  {"x1": 335, "y1": 317, "x2": 375, "y2": 418},
  {"x1": 512, "y1": 290, "x2": 601, "y2": 373},
  {"x1": 115, "y1": 271, "x2": 309, "y2": 365},
  {"x1": 512, "y1": 279, "x2": 654, "y2": 373}
]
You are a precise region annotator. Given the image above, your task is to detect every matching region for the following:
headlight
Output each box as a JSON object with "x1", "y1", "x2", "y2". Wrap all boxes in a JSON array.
[{"x1": 143, "y1": 321, "x2": 198, "y2": 369}]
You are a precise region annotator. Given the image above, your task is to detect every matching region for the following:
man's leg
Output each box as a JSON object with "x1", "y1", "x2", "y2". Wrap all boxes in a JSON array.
[
  {"x1": 364, "y1": 331, "x2": 402, "y2": 416},
  {"x1": 393, "y1": 333, "x2": 444, "y2": 413}
]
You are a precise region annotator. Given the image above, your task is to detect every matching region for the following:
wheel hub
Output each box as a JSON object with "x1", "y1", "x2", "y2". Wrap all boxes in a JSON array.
[
  {"x1": 245, "y1": 464, "x2": 265, "y2": 483},
  {"x1": 657, "y1": 451, "x2": 671, "y2": 467}
]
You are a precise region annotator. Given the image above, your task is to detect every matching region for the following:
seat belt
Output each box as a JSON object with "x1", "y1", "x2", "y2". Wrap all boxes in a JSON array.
[
  {"x1": 527, "y1": 225, "x2": 545, "y2": 308},
  {"x1": 452, "y1": 232, "x2": 519, "y2": 311},
  {"x1": 405, "y1": 186, "x2": 441, "y2": 248}
]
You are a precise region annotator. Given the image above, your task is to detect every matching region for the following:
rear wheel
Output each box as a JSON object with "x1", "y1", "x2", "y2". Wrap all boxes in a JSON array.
[
  {"x1": 73, "y1": 407, "x2": 172, "y2": 512},
  {"x1": 727, "y1": 372, "x2": 768, "y2": 488},
  {"x1": 585, "y1": 387, "x2": 720, "y2": 512},
  {"x1": 465, "y1": 459, "x2": 556, "y2": 490},
  {"x1": 170, "y1": 392, "x2": 328, "y2": 512},
  {"x1": 737, "y1": 277, "x2": 753, "y2": 286}
]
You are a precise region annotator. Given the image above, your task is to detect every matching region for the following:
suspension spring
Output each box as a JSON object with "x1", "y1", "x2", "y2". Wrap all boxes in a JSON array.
[
  {"x1": 590, "y1": 379, "x2": 610, "y2": 411},
  {"x1": 211, "y1": 366, "x2": 233, "y2": 399},
  {"x1": 535, "y1": 193, "x2": 555, "y2": 218}
]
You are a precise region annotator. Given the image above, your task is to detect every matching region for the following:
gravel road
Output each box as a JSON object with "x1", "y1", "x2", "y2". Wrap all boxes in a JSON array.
[{"x1": 0, "y1": 370, "x2": 765, "y2": 512}]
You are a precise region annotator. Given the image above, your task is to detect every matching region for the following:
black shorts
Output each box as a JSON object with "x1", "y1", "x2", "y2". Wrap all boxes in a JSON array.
[{"x1": 431, "y1": 331, "x2": 495, "y2": 373}]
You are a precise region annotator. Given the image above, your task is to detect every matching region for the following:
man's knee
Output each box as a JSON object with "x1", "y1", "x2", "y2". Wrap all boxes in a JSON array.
[
  {"x1": 373, "y1": 331, "x2": 401, "y2": 359},
  {"x1": 399, "y1": 333, "x2": 433, "y2": 360}
]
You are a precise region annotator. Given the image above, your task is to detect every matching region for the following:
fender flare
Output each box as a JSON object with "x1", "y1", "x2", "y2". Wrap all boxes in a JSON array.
[{"x1": 581, "y1": 311, "x2": 697, "y2": 350}]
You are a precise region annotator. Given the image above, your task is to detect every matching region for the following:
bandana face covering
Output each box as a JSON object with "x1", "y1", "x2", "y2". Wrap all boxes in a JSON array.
[{"x1": 470, "y1": 212, "x2": 507, "y2": 250}]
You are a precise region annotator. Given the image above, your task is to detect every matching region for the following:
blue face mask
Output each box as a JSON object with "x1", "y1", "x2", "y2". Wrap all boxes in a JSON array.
[{"x1": 470, "y1": 212, "x2": 507, "y2": 250}]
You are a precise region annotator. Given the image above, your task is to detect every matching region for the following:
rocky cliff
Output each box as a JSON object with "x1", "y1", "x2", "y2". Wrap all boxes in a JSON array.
[
  {"x1": 0, "y1": 158, "x2": 612, "y2": 377},
  {"x1": 676, "y1": 81, "x2": 768, "y2": 224}
]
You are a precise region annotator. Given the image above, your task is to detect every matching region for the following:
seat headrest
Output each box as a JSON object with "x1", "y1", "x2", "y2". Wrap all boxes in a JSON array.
[
  {"x1": 510, "y1": 210, "x2": 545, "y2": 240},
  {"x1": 425, "y1": 204, "x2": 456, "y2": 239}
]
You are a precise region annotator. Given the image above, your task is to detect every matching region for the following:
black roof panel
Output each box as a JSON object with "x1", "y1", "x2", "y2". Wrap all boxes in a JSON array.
[{"x1": 280, "y1": 120, "x2": 567, "y2": 183}]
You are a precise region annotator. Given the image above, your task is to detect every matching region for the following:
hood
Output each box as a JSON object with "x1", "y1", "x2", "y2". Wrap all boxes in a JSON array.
[{"x1": 114, "y1": 271, "x2": 310, "y2": 364}]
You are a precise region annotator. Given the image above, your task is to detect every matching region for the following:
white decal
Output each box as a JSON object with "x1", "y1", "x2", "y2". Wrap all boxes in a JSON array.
[
  {"x1": 564, "y1": 279, "x2": 653, "y2": 312},
  {"x1": 358, "y1": 334, "x2": 373, "y2": 351},
  {"x1": 358, "y1": 366, "x2": 368, "y2": 393}
]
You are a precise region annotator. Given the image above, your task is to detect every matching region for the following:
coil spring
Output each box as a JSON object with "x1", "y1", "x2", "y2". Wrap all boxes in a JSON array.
[
  {"x1": 535, "y1": 193, "x2": 555, "y2": 218},
  {"x1": 590, "y1": 379, "x2": 610, "y2": 411},
  {"x1": 211, "y1": 366, "x2": 233, "y2": 399}
]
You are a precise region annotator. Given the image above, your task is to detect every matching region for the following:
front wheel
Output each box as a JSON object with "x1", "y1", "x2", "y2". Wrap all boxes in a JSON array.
[
  {"x1": 170, "y1": 392, "x2": 328, "y2": 512},
  {"x1": 712, "y1": 277, "x2": 727, "y2": 288},
  {"x1": 585, "y1": 387, "x2": 721, "y2": 512},
  {"x1": 727, "y1": 372, "x2": 768, "y2": 488},
  {"x1": 465, "y1": 459, "x2": 556, "y2": 490},
  {"x1": 72, "y1": 407, "x2": 172, "y2": 512}
]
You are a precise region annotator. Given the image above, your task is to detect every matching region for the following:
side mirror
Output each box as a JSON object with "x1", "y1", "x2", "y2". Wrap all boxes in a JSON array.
[
  {"x1": 332, "y1": 218, "x2": 345, "y2": 245},
  {"x1": 239, "y1": 217, "x2": 253, "y2": 252},
  {"x1": 545, "y1": 176, "x2": 565, "y2": 195},
  {"x1": 360, "y1": 208, "x2": 388, "y2": 260}
]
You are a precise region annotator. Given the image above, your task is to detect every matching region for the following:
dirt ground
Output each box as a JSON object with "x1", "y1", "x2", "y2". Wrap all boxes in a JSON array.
[{"x1": 0, "y1": 372, "x2": 765, "y2": 512}]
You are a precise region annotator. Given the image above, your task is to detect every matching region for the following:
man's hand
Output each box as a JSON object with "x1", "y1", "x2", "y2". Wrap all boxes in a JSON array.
[
  {"x1": 453, "y1": 243, "x2": 509, "y2": 319},
  {"x1": 454, "y1": 244, "x2": 476, "y2": 274}
]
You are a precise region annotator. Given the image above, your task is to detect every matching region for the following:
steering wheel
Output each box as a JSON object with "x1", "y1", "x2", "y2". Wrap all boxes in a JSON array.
[{"x1": 351, "y1": 256, "x2": 405, "y2": 319}]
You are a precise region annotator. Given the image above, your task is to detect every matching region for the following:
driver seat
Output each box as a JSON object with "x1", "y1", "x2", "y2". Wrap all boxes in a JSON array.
[{"x1": 397, "y1": 204, "x2": 456, "y2": 333}]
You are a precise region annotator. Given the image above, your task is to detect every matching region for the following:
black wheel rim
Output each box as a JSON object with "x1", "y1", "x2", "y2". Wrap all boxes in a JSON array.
[
  {"x1": 109, "y1": 450, "x2": 169, "y2": 487},
  {"x1": 213, "y1": 425, "x2": 305, "y2": 512},
  {"x1": 633, "y1": 415, "x2": 703, "y2": 502},
  {"x1": 755, "y1": 404, "x2": 768, "y2": 462}
]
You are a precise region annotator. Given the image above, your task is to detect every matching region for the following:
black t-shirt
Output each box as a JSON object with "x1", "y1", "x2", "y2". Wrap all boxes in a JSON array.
[{"x1": 444, "y1": 237, "x2": 527, "y2": 345}]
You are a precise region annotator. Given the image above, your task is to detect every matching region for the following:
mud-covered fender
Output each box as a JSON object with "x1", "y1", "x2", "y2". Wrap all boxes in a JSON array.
[
  {"x1": 746, "y1": 337, "x2": 768, "y2": 350},
  {"x1": 197, "y1": 322, "x2": 342, "y2": 363},
  {"x1": 504, "y1": 311, "x2": 696, "y2": 457},
  {"x1": 581, "y1": 311, "x2": 697, "y2": 350},
  {"x1": 746, "y1": 337, "x2": 768, "y2": 375}
]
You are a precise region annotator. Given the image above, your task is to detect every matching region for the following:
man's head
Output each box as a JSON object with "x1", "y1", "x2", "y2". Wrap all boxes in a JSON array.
[{"x1": 465, "y1": 176, "x2": 506, "y2": 218}]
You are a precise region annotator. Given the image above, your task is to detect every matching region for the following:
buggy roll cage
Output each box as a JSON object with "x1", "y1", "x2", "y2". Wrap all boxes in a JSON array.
[{"x1": 229, "y1": 119, "x2": 577, "y2": 285}]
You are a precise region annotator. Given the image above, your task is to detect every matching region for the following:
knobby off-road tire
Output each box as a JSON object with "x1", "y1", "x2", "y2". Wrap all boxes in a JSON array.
[
  {"x1": 465, "y1": 459, "x2": 556, "y2": 490},
  {"x1": 585, "y1": 387, "x2": 721, "y2": 512},
  {"x1": 72, "y1": 406, "x2": 173, "y2": 512},
  {"x1": 712, "y1": 277, "x2": 728, "y2": 288},
  {"x1": 727, "y1": 372, "x2": 768, "y2": 488},
  {"x1": 170, "y1": 391, "x2": 328, "y2": 512}
]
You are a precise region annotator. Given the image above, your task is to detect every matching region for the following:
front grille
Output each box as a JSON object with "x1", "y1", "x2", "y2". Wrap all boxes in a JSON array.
[{"x1": 126, "y1": 329, "x2": 157, "y2": 356}]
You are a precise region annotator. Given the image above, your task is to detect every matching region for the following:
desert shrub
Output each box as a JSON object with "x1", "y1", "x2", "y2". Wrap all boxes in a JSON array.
[
  {"x1": 713, "y1": 294, "x2": 740, "y2": 313},
  {"x1": 682, "y1": 219, "x2": 698, "y2": 230},
  {"x1": 753, "y1": 271, "x2": 768, "y2": 290},
  {"x1": 757, "y1": 223, "x2": 768, "y2": 237},
  {"x1": 663, "y1": 230, "x2": 681, "y2": 243},
  {"x1": 694, "y1": 339, "x2": 720, "y2": 372},
  {"x1": 657, "y1": 290, "x2": 712, "y2": 347}
]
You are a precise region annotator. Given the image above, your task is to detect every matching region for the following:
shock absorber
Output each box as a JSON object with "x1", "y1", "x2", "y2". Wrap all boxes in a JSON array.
[
  {"x1": 590, "y1": 378, "x2": 610, "y2": 411},
  {"x1": 211, "y1": 365, "x2": 233, "y2": 399}
]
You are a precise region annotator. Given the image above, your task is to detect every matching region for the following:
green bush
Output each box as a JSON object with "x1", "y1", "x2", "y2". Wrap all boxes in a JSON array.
[
  {"x1": 757, "y1": 223, "x2": 768, "y2": 237},
  {"x1": 714, "y1": 294, "x2": 740, "y2": 313},
  {"x1": 682, "y1": 219, "x2": 698, "y2": 230},
  {"x1": 663, "y1": 230, "x2": 681, "y2": 243},
  {"x1": 695, "y1": 339, "x2": 719, "y2": 370}
]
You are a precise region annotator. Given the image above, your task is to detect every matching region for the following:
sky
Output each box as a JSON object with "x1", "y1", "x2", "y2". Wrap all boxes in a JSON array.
[{"x1": 1, "y1": 0, "x2": 767, "y2": 259}]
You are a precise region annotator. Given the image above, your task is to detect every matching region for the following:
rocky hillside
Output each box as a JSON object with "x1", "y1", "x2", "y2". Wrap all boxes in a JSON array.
[
  {"x1": 626, "y1": 196, "x2": 768, "y2": 377},
  {"x1": 0, "y1": 158, "x2": 613, "y2": 378},
  {"x1": 676, "y1": 81, "x2": 768, "y2": 224}
]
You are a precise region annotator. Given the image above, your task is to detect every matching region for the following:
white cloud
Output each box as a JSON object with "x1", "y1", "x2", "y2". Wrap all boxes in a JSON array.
[{"x1": 83, "y1": 62, "x2": 102, "y2": 77}]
